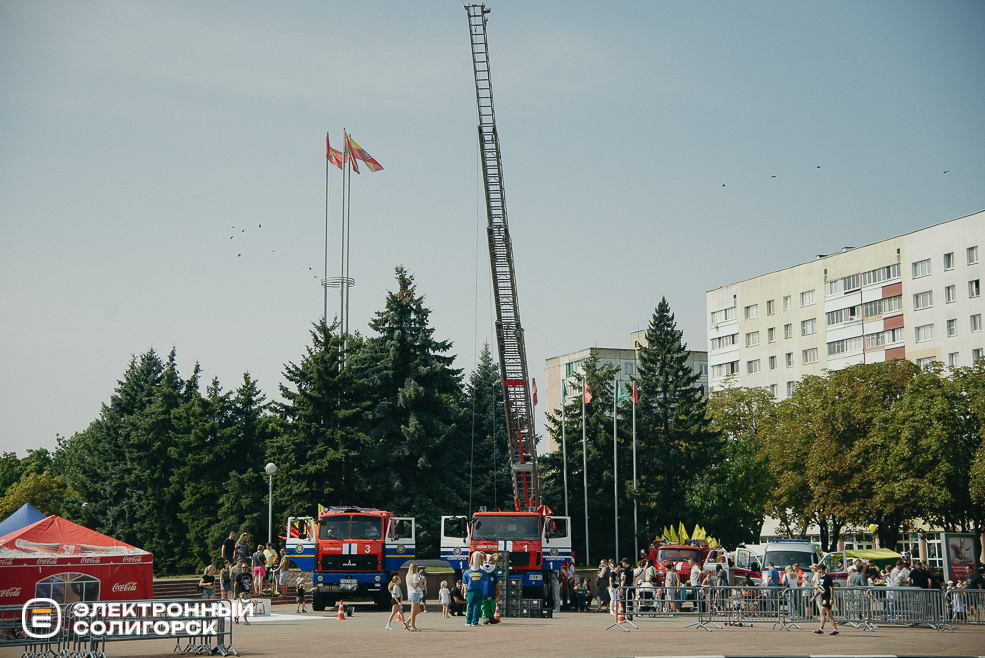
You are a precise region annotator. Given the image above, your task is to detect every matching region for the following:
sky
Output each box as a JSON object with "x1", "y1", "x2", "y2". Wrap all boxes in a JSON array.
[{"x1": 2, "y1": 0, "x2": 983, "y2": 458}]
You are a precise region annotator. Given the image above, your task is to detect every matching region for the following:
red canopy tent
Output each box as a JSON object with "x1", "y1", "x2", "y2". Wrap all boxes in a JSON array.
[{"x1": 0, "y1": 516, "x2": 153, "y2": 607}]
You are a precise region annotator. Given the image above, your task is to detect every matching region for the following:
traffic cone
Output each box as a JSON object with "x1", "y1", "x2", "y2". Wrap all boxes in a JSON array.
[
  {"x1": 336, "y1": 600, "x2": 346, "y2": 620},
  {"x1": 617, "y1": 601, "x2": 626, "y2": 624},
  {"x1": 493, "y1": 601, "x2": 501, "y2": 623},
  {"x1": 395, "y1": 607, "x2": 404, "y2": 623}
]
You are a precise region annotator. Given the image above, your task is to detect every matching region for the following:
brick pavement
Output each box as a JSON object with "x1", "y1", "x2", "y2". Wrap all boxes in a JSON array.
[{"x1": 3, "y1": 604, "x2": 981, "y2": 658}]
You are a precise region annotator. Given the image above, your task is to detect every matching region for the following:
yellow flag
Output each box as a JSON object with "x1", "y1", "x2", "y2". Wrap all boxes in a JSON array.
[
  {"x1": 318, "y1": 503, "x2": 325, "y2": 517},
  {"x1": 668, "y1": 525, "x2": 679, "y2": 544},
  {"x1": 679, "y1": 522, "x2": 689, "y2": 542},
  {"x1": 693, "y1": 524, "x2": 704, "y2": 541},
  {"x1": 708, "y1": 537, "x2": 718, "y2": 549}
]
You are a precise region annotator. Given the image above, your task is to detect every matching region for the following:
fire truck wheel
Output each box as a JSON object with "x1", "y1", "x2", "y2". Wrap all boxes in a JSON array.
[{"x1": 312, "y1": 591, "x2": 327, "y2": 612}]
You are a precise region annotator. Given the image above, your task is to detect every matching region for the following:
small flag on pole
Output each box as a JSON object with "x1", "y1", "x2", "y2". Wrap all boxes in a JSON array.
[
  {"x1": 532, "y1": 379, "x2": 538, "y2": 405},
  {"x1": 631, "y1": 381, "x2": 638, "y2": 404},
  {"x1": 346, "y1": 134, "x2": 384, "y2": 172},
  {"x1": 583, "y1": 380, "x2": 592, "y2": 404},
  {"x1": 343, "y1": 131, "x2": 360, "y2": 174},
  {"x1": 326, "y1": 134, "x2": 344, "y2": 170}
]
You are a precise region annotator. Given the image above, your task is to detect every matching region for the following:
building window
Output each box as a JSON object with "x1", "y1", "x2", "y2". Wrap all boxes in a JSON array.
[
  {"x1": 769, "y1": 355, "x2": 777, "y2": 370},
  {"x1": 949, "y1": 352, "x2": 959, "y2": 367},
  {"x1": 801, "y1": 318, "x2": 817, "y2": 336},
  {"x1": 565, "y1": 363, "x2": 574, "y2": 377},
  {"x1": 624, "y1": 362, "x2": 634, "y2": 376},
  {"x1": 802, "y1": 348, "x2": 818, "y2": 364},
  {"x1": 769, "y1": 383, "x2": 777, "y2": 396},
  {"x1": 710, "y1": 307, "x2": 736, "y2": 324},
  {"x1": 864, "y1": 294, "x2": 903, "y2": 318},
  {"x1": 912, "y1": 258, "x2": 931, "y2": 278},
  {"x1": 970, "y1": 279, "x2": 981, "y2": 298},
  {"x1": 972, "y1": 314, "x2": 983, "y2": 333},
  {"x1": 945, "y1": 285, "x2": 957, "y2": 303},
  {"x1": 944, "y1": 252, "x2": 955, "y2": 270},
  {"x1": 915, "y1": 324, "x2": 934, "y2": 343},
  {"x1": 767, "y1": 327, "x2": 776, "y2": 343},
  {"x1": 710, "y1": 361, "x2": 740, "y2": 378},
  {"x1": 916, "y1": 356, "x2": 936, "y2": 369},
  {"x1": 746, "y1": 331, "x2": 760, "y2": 347},
  {"x1": 913, "y1": 291, "x2": 933, "y2": 310},
  {"x1": 785, "y1": 352, "x2": 793, "y2": 367},
  {"x1": 710, "y1": 333, "x2": 738, "y2": 350},
  {"x1": 786, "y1": 381, "x2": 796, "y2": 396},
  {"x1": 744, "y1": 304, "x2": 759, "y2": 320},
  {"x1": 969, "y1": 246, "x2": 979, "y2": 265},
  {"x1": 947, "y1": 319, "x2": 957, "y2": 337},
  {"x1": 865, "y1": 328, "x2": 905, "y2": 349},
  {"x1": 861, "y1": 263, "x2": 901, "y2": 286},
  {"x1": 826, "y1": 305, "x2": 861, "y2": 325},
  {"x1": 767, "y1": 300, "x2": 775, "y2": 315},
  {"x1": 827, "y1": 336, "x2": 863, "y2": 356},
  {"x1": 974, "y1": 348, "x2": 984, "y2": 362},
  {"x1": 696, "y1": 362, "x2": 708, "y2": 376},
  {"x1": 783, "y1": 296, "x2": 792, "y2": 311},
  {"x1": 784, "y1": 324, "x2": 792, "y2": 339},
  {"x1": 747, "y1": 359, "x2": 761, "y2": 374},
  {"x1": 800, "y1": 290, "x2": 816, "y2": 307}
]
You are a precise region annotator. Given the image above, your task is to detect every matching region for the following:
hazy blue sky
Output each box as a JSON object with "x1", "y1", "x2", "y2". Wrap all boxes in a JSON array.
[{"x1": 2, "y1": 0, "x2": 983, "y2": 458}]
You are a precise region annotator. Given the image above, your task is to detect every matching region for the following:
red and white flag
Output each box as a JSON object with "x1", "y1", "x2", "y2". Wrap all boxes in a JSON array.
[
  {"x1": 631, "y1": 381, "x2": 638, "y2": 404},
  {"x1": 532, "y1": 379, "x2": 538, "y2": 405},
  {"x1": 583, "y1": 380, "x2": 592, "y2": 404}
]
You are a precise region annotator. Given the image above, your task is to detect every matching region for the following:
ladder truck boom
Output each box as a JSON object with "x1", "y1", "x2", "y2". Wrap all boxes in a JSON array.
[{"x1": 466, "y1": 4, "x2": 541, "y2": 511}]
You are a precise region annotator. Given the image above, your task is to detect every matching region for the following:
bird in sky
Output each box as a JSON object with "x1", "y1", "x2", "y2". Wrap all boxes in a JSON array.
[
  {"x1": 771, "y1": 175, "x2": 776, "y2": 178},
  {"x1": 238, "y1": 254, "x2": 241, "y2": 257},
  {"x1": 817, "y1": 165, "x2": 821, "y2": 169},
  {"x1": 943, "y1": 170, "x2": 949, "y2": 174}
]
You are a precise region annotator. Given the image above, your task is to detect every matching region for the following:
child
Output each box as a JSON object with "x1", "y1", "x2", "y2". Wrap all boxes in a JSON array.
[
  {"x1": 439, "y1": 580, "x2": 451, "y2": 618},
  {"x1": 220, "y1": 561, "x2": 231, "y2": 600},
  {"x1": 577, "y1": 577, "x2": 589, "y2": 611},
  {"x1": 295, "y1": 577, "x2": 307, "y2": 614},
  {"x1": 385, "y1": 575, "x2": 405, "y2": 630}
]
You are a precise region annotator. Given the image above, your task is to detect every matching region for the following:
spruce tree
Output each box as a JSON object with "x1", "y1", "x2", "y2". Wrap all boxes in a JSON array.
[
  {"x1": 354, "y1": 266, "x2": 469, "y2": 556},
  {"x1": 460, "y1": 344, "x2": 512, "y2": 512},
  {"x1": 634, "y1": 297, "x2": 721, "y2": 541}
]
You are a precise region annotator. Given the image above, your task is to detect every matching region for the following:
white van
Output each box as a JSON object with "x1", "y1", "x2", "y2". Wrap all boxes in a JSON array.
[{"x1": 762, "y1": 540, "x2": 823, "y2": 579}]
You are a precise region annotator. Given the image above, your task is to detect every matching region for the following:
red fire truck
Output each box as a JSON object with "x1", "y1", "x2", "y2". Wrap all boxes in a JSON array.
[
  {"x1": 440, "y1": 507, "x2": 571, "y2": 596},
  {"x1": 647, "y1": 539, "x2": 713, "y2": 584},
  {"x1": 287, "y1": 507, "x2": 415, "y2": 611}
]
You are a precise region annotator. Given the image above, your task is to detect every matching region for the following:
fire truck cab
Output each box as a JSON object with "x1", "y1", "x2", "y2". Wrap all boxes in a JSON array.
[
  {"x1": 300, "y1": 507, "x2": 414, "y2": 611},
  {"x1": 440, "y1": 510, "x2": 571, "y2": 597}
]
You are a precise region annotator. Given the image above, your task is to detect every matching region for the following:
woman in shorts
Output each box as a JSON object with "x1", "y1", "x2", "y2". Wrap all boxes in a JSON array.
[{"x1": 198, "y1": 565, "x2": 216, "y2": 599}]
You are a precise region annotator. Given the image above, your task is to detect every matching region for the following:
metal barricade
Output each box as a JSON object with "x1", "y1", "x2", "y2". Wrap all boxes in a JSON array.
[
  {"x1": 866, "y1": 586, "x2": 947, "y2": 630},
  {"x1": 614, "y1": 585, "x2": 794, "y2": 631},
  {"x1": 943, "y1": 588, "x2": 984, "y2": 628}
]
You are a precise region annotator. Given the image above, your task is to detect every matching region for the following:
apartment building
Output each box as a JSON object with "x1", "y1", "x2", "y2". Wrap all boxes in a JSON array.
[
  {"x1": 706, "y1": 209, "x2": 984, "y2": 397},
  {"x1": 543, "y1": 333, "x2": 708, "y2": 453}
]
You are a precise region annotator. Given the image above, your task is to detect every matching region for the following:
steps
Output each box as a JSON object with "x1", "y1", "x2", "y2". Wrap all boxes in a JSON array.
[{"x1": 153, "y1": 576, "x2": 300, "y2": 601}]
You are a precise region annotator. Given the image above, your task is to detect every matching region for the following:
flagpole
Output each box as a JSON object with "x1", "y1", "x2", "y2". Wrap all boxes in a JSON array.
[
  {"x1": 632, "y1": 382, "x2": 638, "y2": 560},
  {"x1": 561, "y1": 386, "x2": 569, "y2": 519},
  {"x1": 613, "y1": 378, "x2": 618, "y2": 561},
  {"x1": 339, "y1": 130, "x2": 347, "y2": 365},
  {"x1": 324, "y1": 134, "x2": 331, "y2": 324},
  {"x1": 344, "y1": 149, "x2": 353, "y2": 348},
  {"x1": 582, "y1": 383, "x2": 589, "y2": 567}
]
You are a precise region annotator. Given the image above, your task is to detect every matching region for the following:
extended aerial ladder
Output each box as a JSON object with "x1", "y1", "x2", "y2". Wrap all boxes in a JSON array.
[{"x1": 466, "y1": 4, "x2": 541, "y2": 511}]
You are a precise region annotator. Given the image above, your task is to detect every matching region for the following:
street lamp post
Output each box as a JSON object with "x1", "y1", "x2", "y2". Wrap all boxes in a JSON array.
[{"x1": 265, "y1": 463, "x2": 278, "y2": 544}]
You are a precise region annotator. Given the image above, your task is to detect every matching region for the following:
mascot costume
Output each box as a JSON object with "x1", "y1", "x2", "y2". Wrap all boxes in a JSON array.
[
  {"x1": 462, "y1": 551, "x2": 485, "y2": 626},
  {"x1": 479, "y1": 552, "x2": 501, "y2": 624}
]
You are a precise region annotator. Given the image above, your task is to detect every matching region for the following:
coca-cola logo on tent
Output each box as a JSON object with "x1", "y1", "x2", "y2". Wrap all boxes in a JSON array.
[
  {"x1": 112, "y1": 582, "x2": 138, "y2": 593},
  {"x1": 0, "y1": 587, "x2": 23, "y2": 597},
  {"x1": 36, "y1": 558, "x2": 58, "y2": 566},
  {"x1": 80, "y1": 557, "x2": 101, "y2": 564},
  {"x1": 0, "y1": 558, "x2": 13, "y2": 566},
  {"x1": 122, "y1": 556, "x2": 143, "y2": 563}
]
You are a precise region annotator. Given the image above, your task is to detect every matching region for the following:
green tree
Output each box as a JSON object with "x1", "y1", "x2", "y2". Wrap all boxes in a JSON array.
[
  {"x1": 634, "y1": 298, "x2": 721, "y2": 542},
  {"x1": 0, "y1": 471, "x2": 75, "y2": 518},
  {"x1": 353, "y1": 266, "x2": 470, "y2": 556},
  {"x1": 460, "y1": 343, "x2": 512, "y2": 512},
  {"x1": 689, "y1": 380, "x2": 775, "y2": 547},
  {"x1": 268, "y1": 319, "x2": 370, "y2": 518},
  {"x1": 540, "y1": 348, "x2": 622, "y2": 562}
]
